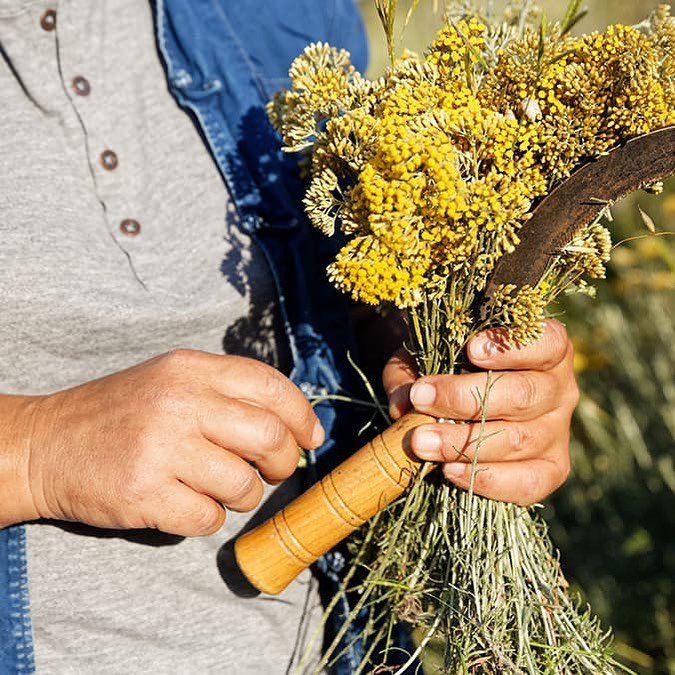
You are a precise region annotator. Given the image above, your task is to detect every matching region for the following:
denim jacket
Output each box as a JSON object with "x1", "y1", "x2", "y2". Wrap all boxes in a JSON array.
[{"x1": 0, "y1": 1, "x2": 372, "y2": 672}]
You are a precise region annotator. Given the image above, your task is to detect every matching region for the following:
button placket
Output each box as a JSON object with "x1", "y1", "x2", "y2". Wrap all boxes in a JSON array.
[
  {"x1": 34, "y1": 5, "x2": 142, "y2": 249},
  {"x1": 44, "y1": 8, "x2": 144, "y2": 246}
]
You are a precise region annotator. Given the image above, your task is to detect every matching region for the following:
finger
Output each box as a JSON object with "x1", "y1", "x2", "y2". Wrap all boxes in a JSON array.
[
  {"x1": 410, "y1": 369, "x2": 561, "y2": 421},
  {"x1": 382, "y1": 348, "x2": 418, "y2": 419},
  {"x1": 408, "y1": 417, "x2": 557, "y2": 464},
  {"x1": 176, "y1": 438, "x2": 265, "y2": 513},
  {"x1": 149, "y1": 481, "x2": 226, "y2": 537},
  {"x1": 197, "y1": 353, "x2": 324, "y2": 450},
  {"x1": 198, "y1": 392, "x2": 301, "y2": 483},
  {"x1": 441, "y1": 456, "x2": 570, "y2": 506},
  {"x1": 466, "y1": 319, "x2": 571, "y2": 372}
]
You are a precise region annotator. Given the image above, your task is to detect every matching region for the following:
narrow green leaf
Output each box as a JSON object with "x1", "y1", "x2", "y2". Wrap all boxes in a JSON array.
[
  {"x1": 560, "y1": 0, "x2": 587, "y2": 35},
  {"x1": 563, "y1": 7, "x2": 589, "y2": 35},
  {"x1": 404, "y1": 0, "x2": 423, "y2": 30}
]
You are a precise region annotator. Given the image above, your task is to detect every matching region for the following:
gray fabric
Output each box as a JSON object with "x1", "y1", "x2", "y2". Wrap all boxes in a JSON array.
[{"x1": 0, "y1": 1, "x2": 321, "y2": 672}]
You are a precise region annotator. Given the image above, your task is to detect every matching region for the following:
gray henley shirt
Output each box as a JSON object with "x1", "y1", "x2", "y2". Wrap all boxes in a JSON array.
[{"x1": 0, "y1": 1, "x2": 322, "y2": 672}]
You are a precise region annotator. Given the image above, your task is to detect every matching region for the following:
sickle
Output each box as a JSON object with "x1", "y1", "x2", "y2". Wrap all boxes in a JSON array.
[
  {"x1": 479, "y1": 124, "x2": 675, "y2": 318},
  {"x1": 228, "y1": 125, "x2": 675, "y2": 597}
]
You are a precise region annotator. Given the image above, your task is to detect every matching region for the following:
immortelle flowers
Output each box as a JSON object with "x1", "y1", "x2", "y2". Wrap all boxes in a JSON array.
[{"x1": 269, "y1": 3, "x2": 675, "y2": 672}]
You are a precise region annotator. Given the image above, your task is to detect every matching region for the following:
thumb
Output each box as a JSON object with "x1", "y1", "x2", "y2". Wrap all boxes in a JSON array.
[{"x1": 382, "y1": 348, "x2": 418, "y2": 419}]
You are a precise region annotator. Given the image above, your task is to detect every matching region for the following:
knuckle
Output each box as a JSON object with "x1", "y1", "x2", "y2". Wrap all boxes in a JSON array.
[
  {"x1": 557, "y1": 339, "x2": 580, "y2": 408},
  {"x1": 552, "y1": 447, "x2": 572, "y2": 489},
  {"x1": 159, "y1": 348, "x2": 198, "y2": 372},
  {"x1": 516, "y1": 466, "x2": 543, "y2": 506},
  {"x1": 566, "y1": 375, "x2": 581, "y2": 409},
  {"x1": 452, "y1": 385, "x2": 473, "y2": 415},
  {"x1": 541, "y1": 320, "x2": 570, "y2": 366},
  {"x1": 262, "y1": 437, "x2": 300, "y2": 480},
  {"x1": 188, "y1": 503, "x2": 224, "y2": 535},
  {"x1": 280, "y1": 445, "x2": 302, "y2": 478},
  {"x1": 468, "y1": 467, "x2": 495, "y2": 494},
  {"x1": 438, "y1": 424, "x2": 475, "y2": 461},
  {"x1": 225, "y1": 467, "x2": 262, "y2": 510},
  {"x1": 511, "y1": 374, "x2": 537, "y2": 412},
  {"x1": 439, "y1": 380, "x2": 477, "y2": 417},
  {"x1": 556, "y1": 458, "x2": 571, "y2": 489},
  {"x1": 143, "y1": 352, "x2": 202, "y2": 415},
  {"x1": 120, "y1": 467, "x2": 159, "y2": 506},
  {"x1": 520, "y1": 456, "x2": 570, "y2": 506},
  {"x1": 255, "y1": 364, "x2": 314, "y2": 435},
  {"x1": 265, "y1": 441, "x2": 300, "y2": 480},
  {"x1": 259, "y1": 414, "x2": 287, "y2": 451},
  {"x1": 508, "y1": 423, "x2": 532, "y2": 454},
  {"x1": 258, "y1": 363, "x2": 289, "y2": 403}
]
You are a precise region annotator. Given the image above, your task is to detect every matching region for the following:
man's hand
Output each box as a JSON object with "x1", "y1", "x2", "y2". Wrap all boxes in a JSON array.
[
  {"x1": 382, "y1": 319, "x2": 578, "y2": 505},
  {"x1": 3, "y1": 350, "x2": 323, "y2": 535}
]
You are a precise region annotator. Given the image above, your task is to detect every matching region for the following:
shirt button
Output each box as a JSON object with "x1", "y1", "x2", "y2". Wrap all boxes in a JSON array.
[
  {"x1": 119, "y1": 219, "x2": 141, "y2": 237},
  {"x1": 40, "y1": 9, "x2": 56, "y2": 31},
  {"x1": 72, "y1": 76, "x2": 91, "y2": 96},
  {"x1": 100, "y1": 150, "x2": 118, "y2": 171}
]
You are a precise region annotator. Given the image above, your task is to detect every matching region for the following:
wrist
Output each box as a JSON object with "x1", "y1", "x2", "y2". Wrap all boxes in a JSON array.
[{"x1": 0, "y1": 395, "x2": 44, "y2": 527}]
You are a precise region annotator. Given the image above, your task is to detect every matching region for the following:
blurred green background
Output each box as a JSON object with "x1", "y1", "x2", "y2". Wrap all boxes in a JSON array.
[{"x1": 358, "y1": 2, "x2": 675, "y2": 672}]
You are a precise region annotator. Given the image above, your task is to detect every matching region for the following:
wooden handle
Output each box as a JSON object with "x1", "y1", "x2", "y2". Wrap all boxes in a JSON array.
[{"x1": 234, "y1": 412, "x2": 434, "y2": 595}]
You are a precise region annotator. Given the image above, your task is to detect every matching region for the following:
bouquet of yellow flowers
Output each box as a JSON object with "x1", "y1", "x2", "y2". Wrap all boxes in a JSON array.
[{"x1": 267, "y1": 1, "x2": 675, "y2": 671}]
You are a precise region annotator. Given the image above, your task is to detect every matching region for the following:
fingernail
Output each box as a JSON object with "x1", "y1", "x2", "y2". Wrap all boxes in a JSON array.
[
  {"x1": 410, "y1": 382, "x2": 436, "y2": 407},
  {"x1": 413, "y1": 429, "x2": 441, "y2": 459},
  {"x1": 444, "y1": 463, "x2": 465, "y2": 478},
  {"x1": 311, "y1": 420, "x2": 325, "y2": 448}
]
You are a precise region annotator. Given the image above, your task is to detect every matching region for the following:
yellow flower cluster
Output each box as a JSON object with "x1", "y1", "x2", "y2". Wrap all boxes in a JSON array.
[
  {"x1": 533, "y1": 219, "x2": 614, "y2": 308},
  {"x1": 268, "y1": 42, "x2": 365, "y2": 152},
  {"x1": 481, "y1": 6, "x2": 675, "y2": 181},
  {"x1": 269, "y1": 5, "x2": 675, "y2": 335},
  {"x1": 427, "y1": 16, "x2": 486, "y2": 99},
  {"x1": 490, "y1": 284, "x2": 548, "y2": 344},
  {"x1": 561, "y1": 222, "x2": 613, "y2": 280}
]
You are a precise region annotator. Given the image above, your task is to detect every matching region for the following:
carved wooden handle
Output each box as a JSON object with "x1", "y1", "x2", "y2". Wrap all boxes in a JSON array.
[
  {"x1": 234, "y1": 412, "x2": 434, "y2": 595},
  {"x1": 233, "y1": 126, "x2": 675, "y2": 596}
]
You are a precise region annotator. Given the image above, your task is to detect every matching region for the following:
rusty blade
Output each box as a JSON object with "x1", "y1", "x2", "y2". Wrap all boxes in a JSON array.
[{"x1": 479, "y1": 125, "x2": 675, "y2": 317}]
